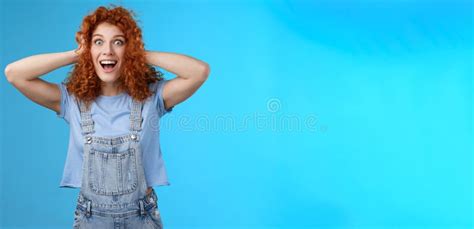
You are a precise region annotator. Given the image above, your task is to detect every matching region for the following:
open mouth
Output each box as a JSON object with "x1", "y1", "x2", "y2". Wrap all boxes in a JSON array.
[{"x1": 99, "y1": 60, "x2": 118, "y2": 72}]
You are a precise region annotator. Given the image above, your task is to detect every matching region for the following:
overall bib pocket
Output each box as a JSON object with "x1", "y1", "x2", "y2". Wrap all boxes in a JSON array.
[{"x1": 88, "y1": 148, "x2": 138, "y2": 195}]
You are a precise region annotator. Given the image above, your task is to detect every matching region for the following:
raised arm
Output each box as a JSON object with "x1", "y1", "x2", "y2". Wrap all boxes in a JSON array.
[
  {"x1": 145, "y1": 51, "x2": 210, "y2": 110},
  {"x1": 4, "y1": 50, "x2": 79, "y2": 114}
]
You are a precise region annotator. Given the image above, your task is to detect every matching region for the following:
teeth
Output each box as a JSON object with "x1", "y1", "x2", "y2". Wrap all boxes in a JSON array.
[{"x1": 100, "y1": 60, "x2": 117, "y2": 64}]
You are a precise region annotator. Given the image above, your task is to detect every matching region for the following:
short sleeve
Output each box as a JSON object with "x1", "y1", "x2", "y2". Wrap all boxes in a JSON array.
[
  {"x1": 57, "y1": 82, "x2": 70, "y2": 123},
  {"x1": 155, "y1": 79, "x2": 173, "y2": 118}
]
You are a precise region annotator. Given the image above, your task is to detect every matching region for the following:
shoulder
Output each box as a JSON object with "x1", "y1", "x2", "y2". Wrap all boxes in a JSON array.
[
  {"x1": 58, "y1": 80, "x2": 79, "y2": 101},
  {"x1": 147, "y1": 80, "x2": 169, "y2": 100},
  {"x1": 148, "y1": 79, "x2": 173, "y2": 116}
]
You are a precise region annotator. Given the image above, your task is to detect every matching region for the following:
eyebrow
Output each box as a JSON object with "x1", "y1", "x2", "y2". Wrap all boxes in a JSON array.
[{"x1": 92, "y1": 34, "x2": 125, "y2": 39}]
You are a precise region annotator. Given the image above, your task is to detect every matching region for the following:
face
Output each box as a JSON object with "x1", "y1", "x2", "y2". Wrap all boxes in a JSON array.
[{"x1": 90, "y1": 22, "x2": 126, "y2": 85}]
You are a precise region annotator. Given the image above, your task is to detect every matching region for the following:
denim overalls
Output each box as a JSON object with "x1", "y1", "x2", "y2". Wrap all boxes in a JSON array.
[{"x1": 72, "y1": 98, "x2": 163, "y2": 229}]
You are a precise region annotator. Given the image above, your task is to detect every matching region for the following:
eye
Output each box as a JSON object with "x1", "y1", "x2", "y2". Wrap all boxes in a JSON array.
[
  {"x1": 94, "y1": 39, "x2": 103, "y2": 45},
  {"x1": 114, "y1": 40, "x2": 124, "y2": 46}
]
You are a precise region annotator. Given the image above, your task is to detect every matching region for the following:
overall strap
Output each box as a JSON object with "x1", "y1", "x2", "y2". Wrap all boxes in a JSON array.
[
  {"x1": 129, "y1": 99, "x2": 144, "y2": 141},
  {"x1": 77, "y1": 99, "x2": 95, "y2": 136},
  {"x1": 77, "y1": 98, "x2": 143, "y2": 141}
]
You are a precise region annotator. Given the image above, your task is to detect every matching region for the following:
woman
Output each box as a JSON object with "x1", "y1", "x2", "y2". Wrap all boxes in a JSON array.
[{"x1": 4, "y1": 5, "x2": 210, "y2": 229}]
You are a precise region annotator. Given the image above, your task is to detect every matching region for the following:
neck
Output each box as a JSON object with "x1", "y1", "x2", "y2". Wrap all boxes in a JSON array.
[{"x1": 101, "y1": 82, "x2": 123, "y2": 96}]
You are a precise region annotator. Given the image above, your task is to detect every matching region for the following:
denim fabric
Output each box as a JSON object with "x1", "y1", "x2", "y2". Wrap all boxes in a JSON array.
[{"x1": 72, "y1": 98, "x2": 163, "y2": 228}]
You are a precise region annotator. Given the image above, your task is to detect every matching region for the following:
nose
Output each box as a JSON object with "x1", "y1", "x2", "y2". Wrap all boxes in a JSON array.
[{"x1": 101, "y1": 43, "x2": 115, "y2": 56}]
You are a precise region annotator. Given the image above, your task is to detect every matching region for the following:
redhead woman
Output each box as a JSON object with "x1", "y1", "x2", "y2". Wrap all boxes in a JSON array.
[{"x1": 4, "y1": 5, "x2": 210, "y2": 229}]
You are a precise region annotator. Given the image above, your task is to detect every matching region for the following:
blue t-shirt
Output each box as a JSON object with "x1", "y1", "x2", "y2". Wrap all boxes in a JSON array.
[{"x1": 56, "y1": 79, "x2": 172, "y2": 189}]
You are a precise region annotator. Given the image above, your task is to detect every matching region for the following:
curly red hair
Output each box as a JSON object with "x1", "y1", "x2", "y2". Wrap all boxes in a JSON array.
[{"x1": 65, "y1": 5, "x2": 162, "y2": 107}]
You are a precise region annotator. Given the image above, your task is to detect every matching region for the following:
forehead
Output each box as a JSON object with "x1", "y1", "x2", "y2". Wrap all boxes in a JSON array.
[{"x1": 92, "y1": 22, "x2": 124, "y2": 37}]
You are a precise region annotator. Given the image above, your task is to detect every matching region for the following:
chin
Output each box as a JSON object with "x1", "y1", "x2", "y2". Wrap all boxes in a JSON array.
[
  {"x1": 95, "y1": 69, "x2": 121, "y2": 83},
  {"x1": 97, "y1": 75, "x2": 120, "y2": 84}
]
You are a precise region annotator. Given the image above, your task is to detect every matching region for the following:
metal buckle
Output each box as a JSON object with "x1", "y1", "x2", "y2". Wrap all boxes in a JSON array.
[
  {"x1": 85, "y1": 200, "x2": 92, "y2": 217},
  {"x1": 139, "y1": 199, "x2": 146, "y2": 216},
  {"x1": 85, "y1": 136, "x2": 92, "y2": 144},
  {"x1": 131, "y1": 134, "x2": 139, "y2": 141}
]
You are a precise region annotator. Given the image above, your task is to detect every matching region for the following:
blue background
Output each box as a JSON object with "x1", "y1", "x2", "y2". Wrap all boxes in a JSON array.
[{"x1": 1, "y1": 0, "x2": 472, "y2": 228}]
